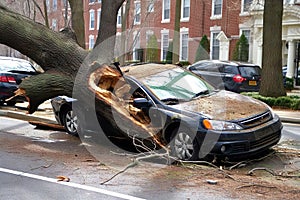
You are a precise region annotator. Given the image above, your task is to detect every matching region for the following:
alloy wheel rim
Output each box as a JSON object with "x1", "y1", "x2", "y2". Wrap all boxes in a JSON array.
[
  {"x1": 174, "y1": 132, "x2": 194, "y2": 160},
  {"x1": 65, "y1": 110, "x2": 78, "y2": 133}
]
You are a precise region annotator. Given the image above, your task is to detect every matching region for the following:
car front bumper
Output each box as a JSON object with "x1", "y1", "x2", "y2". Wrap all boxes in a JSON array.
[{"x1": 196, "y1": 115, "x2": 282, "y2": 159}]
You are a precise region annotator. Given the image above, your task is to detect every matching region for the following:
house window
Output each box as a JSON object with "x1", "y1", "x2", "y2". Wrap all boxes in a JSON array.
[
  {"x1": 181, "y1": 0, "x2": 190, "y2": 20},
  {"x1": 241, "y1": 29, "x2": 251, "y2": 60},
  {"x1": 161, "y1": 31, "x2": 169, "y2": 61},
  {"x1": 97, "y1": 9, "x2": 101, "y2": 30},
  {"x1": 89, "y1": 0, "x2": 95, "y2": 4},
  {"x1": 117, "y1": 7, "x2": 122, "y2": 27},
  {"x1": 46, "y1": 0, "x2": 50, "y2": 12},
  {"x1": 51, "y1": 19, "x2": 57, "y2": 31},
  {"x1": 241, "y1": 29, "x2": 250, "y2": 43},
  {"x1": 148, "y1": 0, "x2": 154, "y2": 12},
  {"x1": 89, "y1": 35, "x2": 95, "y2": 50},
  {"x1": 241, "y1": 0, "x2": 252, "y2": 13},
  {"x1": 89, "y1": 10, "x2": 95, "y2": 30},
  {"x1": 162, "y1": 0, "x2": 170, "y2": 22},
  {"x1": 53, "y1": 0, "x2": 57, "y2": 11},
  {"x1": 146, "y1": 30, "x2": 154, "y2": 43},
  {"x1": 133, "y1": 32, "x2": 141, "y2": 61},
  {"x1": 98, "y1": 0, "x2": 102, "y2": 3},
  {"x1": 211, "y1": 32, "x2": 220, "y2": 59},
  {"x1": 212, "y1": 0, "x2": 222, "y2": 17},
  {"x1": 134, "y1": 1, "x2": 141, "y2": 25},
  {"x1": 180, "y1": 30, "x2": 189, "y2": 61}
]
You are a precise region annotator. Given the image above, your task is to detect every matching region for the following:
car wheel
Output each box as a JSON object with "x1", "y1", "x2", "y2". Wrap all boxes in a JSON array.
[
  {"x1": 170, "y1": 127, "x2": 198, "y2": 161},
  {"x1": 62, "y1": 108, "x2": 79, "y2": 136}
]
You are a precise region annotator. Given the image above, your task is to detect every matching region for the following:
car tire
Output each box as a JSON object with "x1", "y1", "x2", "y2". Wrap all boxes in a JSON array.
[
  {"x1": 62, "y1": 108, "x2": 79, "y2": 136},
  {"x1": 170, "y1": 127, "x2": 198, "y2": 161}
]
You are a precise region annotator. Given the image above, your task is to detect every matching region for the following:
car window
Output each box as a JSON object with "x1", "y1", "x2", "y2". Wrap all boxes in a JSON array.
[
  {"x1": 224, "y1": 65, "x2": 239, "y2": 74},
  {"x1": 141, "y1": 68, "x2": 213, "y2": 101},
  {"x1": 238, "y1": 66, "x2": 261, "y2": 77},
  {"x1": 0, "y1": 60, "x2": 36, "y2": 72},
  {"x1": 194, "y1": 63, "x2": 219, "y2": 72}
]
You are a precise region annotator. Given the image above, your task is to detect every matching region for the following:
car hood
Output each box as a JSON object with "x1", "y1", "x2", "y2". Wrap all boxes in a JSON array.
[{"x1": 170, "y1": 90, "x2": 268, "y2": 121}]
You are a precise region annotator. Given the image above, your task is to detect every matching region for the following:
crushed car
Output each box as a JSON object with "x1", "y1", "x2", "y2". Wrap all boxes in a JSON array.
[{"x1": 51, "y1": 63, "x2": 282, "y2": 161}]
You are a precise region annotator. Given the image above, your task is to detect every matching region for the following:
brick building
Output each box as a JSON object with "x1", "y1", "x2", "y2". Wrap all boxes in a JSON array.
[
  {"x1": 85, "y1": 0, "x2": 254, "y2": 63},
  {"x1": 2, "y1": 0, "x2": 300, "y2": 87}
]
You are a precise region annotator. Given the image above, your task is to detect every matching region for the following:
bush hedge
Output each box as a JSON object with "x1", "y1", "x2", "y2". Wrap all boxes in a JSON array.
[{"x1": 242, "y1": 92, "x2": 300, "y2": 110}]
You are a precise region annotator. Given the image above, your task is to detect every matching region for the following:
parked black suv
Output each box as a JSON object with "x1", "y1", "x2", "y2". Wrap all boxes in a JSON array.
[{"x1": 188, "y1": 60, "x2": 261, "y2": 93}]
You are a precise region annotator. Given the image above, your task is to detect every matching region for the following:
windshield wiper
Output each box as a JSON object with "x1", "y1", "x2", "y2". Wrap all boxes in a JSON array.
[
  {"x1": 192, "y1": 90, "x2": 209, "y2": 99},
  {"x1": 161, "y1": 98, "x2": 185, "y2": 105}
]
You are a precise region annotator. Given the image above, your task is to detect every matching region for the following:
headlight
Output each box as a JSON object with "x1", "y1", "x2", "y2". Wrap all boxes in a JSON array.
[{"x1": 203, "y1": 119, "x2": 242, "y2": 131}]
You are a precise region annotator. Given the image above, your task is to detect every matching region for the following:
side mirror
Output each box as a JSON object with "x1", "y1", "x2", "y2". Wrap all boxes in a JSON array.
[{"x1": 133, "y1": 98, "x2": 152, "y2": 109}]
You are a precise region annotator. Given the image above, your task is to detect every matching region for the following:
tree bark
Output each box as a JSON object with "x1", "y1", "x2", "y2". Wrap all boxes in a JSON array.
[
  {"x1": 94, "y1": 0, "x2": 125, "y2": 63},
  {"x1": 259, "y1": 0, "x2": 286, "y2": 97},
  {"x1": 68, "y1": 0, "x2": 85, "y2": 48},
  {"x1": 172, "y1": 0, "x2": 181, "y2": 64}
]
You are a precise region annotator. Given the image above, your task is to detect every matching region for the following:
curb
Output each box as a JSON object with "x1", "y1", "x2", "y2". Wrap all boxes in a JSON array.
[
  {"x1": 0, "y1": 109, "x2": 57, "y2": 124},
  {"x1": 279, "y1": 117, "x2": 300, "y2": 124}
]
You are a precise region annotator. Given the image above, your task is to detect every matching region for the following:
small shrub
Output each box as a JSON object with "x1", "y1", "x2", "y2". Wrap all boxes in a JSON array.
[
  {"x1": 285, "y1": 77, "x2": 294, "y2": 90},
  {"x1": 242, "y1": 92, "x2": 300, "y2": 110}
]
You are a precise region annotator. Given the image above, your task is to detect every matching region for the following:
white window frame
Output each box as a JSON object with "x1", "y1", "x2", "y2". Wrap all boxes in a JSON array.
[
  {"x1": 211, "y1": 0, "x2": 222, "y2": 19},
  {"x1": 134, "y1": 1, "x2": 141, "y2": 25},
  {"x1": 46, "y1": 0, "x2": 50, "y2": 12},
  {"x1": 162, "y1": 0, "x2": 170, "y2": 23},
  {"x1": 97, "y1": 9, "x2": 101, "y2": 30},
  {"x1": 240, "y1": 29, "x2": 251, "y2": 62},
  {"x1": 181, "y1": 0, "x2": 190, "y2": 22},
  {"x1": 160, "y1": 29, "x2": 169, "y2": 61},
  {"x1": 89, "y1": 0, "x2": 95, "y2": 4},
  {"x1": 89, "y1": 35, "x2": 95, "y2": 50},
  {"x1": 53, "y1": 0, "x2": 57, "y2": 11},
  {"x1": 117, "y1": 7, "x2": 122, "y2": 27},
  {"x1": 180, "y1": 28, "x2": 189, "y2": 61},
  {"x1": 133, "y1": 31, "x2": 141, "y2": 61},
  {"x1": 89, "y1": 10, "x2": 95, "y2": 30},
  {"x1": 241, "y1": 0, "x2": 253, "y2": 14},
  {"x1": 210, "y1": 31, "x2": 220, "y2": 60},
  {"x1": 51, "y1": 19, "x2": 57, "y2": 31},
  {"x1": 148, "y1": 0, "x2": 154, "y2": 12}
]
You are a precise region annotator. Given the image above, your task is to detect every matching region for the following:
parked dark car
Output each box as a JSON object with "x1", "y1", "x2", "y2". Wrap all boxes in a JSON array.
[
  {"x1": 187, "y1": 60, "x2": 261, "y2": 93},
  {"x1": 282, "y1": 65, "x2": 300, "y2": 86},
  {"x1": 51, "y1": 63, "x2": 282, "y2": 161},
  {"x1": 0, "y1": 56, "x2": 40, "y2": 106}
]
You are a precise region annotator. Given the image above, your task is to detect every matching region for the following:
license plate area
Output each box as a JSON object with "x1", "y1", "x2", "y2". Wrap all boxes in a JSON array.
[{"x1": 249, "y1": 80, "x2": 257, "y2": 86}]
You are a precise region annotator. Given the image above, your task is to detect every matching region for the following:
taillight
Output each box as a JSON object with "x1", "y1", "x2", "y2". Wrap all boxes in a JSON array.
[
  {"x1": 233, "y1": 75, "x2": 246, "y2": 83},
  {"x1": 0, "y1": 76, "x2": 16, "y2": 83}
]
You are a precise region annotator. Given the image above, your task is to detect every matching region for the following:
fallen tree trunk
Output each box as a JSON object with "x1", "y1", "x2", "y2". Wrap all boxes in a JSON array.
[{"x1": 0, "y1": 2, "x2": 165, "y2": 150}]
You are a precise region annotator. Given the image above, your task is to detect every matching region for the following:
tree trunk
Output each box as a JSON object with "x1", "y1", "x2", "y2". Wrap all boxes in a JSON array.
[
  {"x1": 0, "y1": 2, "x2": 161, "y2": 148},
  {"x1": 68, "y1": 0, "x2": 85, "y2": 48},
  {"x1": 94, "y1": 0, "x2": 125, "y2": 63},
  {"x1": 172, "y1": 0, "x2": 181, "y2": 64},
  {"x1": 259, "y1": 0, "x2": 286, "y2": 97}
]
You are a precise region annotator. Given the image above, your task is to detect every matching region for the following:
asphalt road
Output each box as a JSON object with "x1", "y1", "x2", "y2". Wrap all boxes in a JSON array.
[{"x1": 0, "y1": 117, "x2": 299, "y2": 200}]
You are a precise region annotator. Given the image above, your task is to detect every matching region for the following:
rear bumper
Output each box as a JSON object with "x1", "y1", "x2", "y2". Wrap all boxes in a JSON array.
[{"x1": 0, "y1": 83, "x2": 18, "y2": 101}]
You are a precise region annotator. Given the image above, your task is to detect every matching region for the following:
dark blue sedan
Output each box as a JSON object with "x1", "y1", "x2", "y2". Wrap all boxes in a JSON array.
[{"x1": 51, "y1": 63, "x2": 282, "y2": 161}]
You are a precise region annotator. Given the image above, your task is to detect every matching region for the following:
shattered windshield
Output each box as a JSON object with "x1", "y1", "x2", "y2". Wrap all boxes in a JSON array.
[{"x1": 141, "y1": 68, "x2": 213, "y2": 102}]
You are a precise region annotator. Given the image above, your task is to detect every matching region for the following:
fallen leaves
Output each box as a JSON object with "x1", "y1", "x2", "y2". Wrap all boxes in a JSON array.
[{"x1": 56, "y1": 175, "x2": 70, "y2": 182}]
